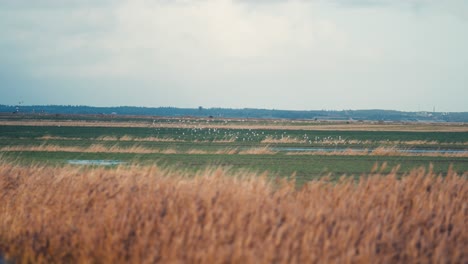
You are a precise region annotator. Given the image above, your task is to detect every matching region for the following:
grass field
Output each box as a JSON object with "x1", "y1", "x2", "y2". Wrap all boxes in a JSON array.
[
  {"x1": 1, "y1": 151, "x2": 467, "y2": 186},
  {"x1": 1, "y1": 115, "x2": 467, "y2": 183},
  {"x1": 0, "y1": 114, "x2": 467, "y2": 262}
]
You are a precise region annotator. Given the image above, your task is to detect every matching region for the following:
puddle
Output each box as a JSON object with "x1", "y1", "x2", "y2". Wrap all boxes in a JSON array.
[{"x1": 67, "y1": 160, "x2": 126, "y2": 166}]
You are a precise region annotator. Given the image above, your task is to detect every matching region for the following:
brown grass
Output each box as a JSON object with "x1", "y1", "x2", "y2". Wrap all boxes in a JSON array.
[
  {"x1": 238, "y1": 146, "x2": 278, "y2": 155},
  {"x1": 376, "y1": 140, "x2": 464, "y2": 146},
  {"x1": 96, "y1": 136, "x2": 120, "y2": 141},
  {"x1": 160, "y1": 148, "x2": 178, "y2": 154},
  {"x1": 286, "y1": 148, "x2": 368, "y2": 156},
  {"x1": 2, "y1": 144, "x2": 467, "y2": 157},
  {"x1": 37, "y1": 135, "x2": 82, "y2": 141},
  {"x1": 214, "y1": 148, "x2": 239, "y2": 155},
  {"x1": 371, "y1": 146, "x2": 402, "y2": 156},
  {"x1": 0, "y1": 144, "x2": 276, "y2": 156},
  {"x1": 131, "y1": 136, "x2": 184, "y2": 143},
  {"x1": 0, "y1": 162, "x2": 466, "y2": 263},
  {"x1": 119, "y1": 135, "x2": 134, "y2": 141},
  {"x1": 212, "y1": 137, "x2": 237, "y2": 143},
  {"x1": 286, "y1": 147, "x2": 468, "y2": 157},
  {"x1": 20, "y1": 135, "x2": 468, "y2": 148},
  {"x1": 261, "y1": 136, "x2": 306, "y2": 144},
  {"x1": 31, "y1": 135, "x2": 467, "y2": 146},
  {"x1": 94, "y1": 135, "x2": 183, "y2": 142},
  {"x1": 0, "y1": 144, "x2": 158, "y2": 154}
]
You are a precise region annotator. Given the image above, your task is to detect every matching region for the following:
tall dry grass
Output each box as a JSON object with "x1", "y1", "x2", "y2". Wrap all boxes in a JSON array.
[
  {"x1": 238, "y1": 146, "x2": 278, "y2": 155},
  {"x1": 0, "y1": 145, "x2": 278, "y2": 156},
  {"x1": 31, "y1": 135, "x2": 468, "y2": 146},
  {"x1": 286, "y1": 147, "x2": 468, "y2": 157},
  {"x1": 261, "y1": 136, "x2": 306, "y2": 144},
  {"x1": 97, "y1": 135, "x2": 184, "y2": 142},
  {"x1": 0, "y1": 144, "x2": 158, "y2": 154},
  {"x1": 2, "y1": 144, "x2": 468, "y2": 157},
  {"x1": 0, "y1": 162, "x2": 466, "y2": 263}
]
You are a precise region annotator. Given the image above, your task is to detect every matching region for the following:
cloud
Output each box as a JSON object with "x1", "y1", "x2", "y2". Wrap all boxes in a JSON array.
[
  {"x1": 0, "y1": 0, "x2": 467, "y2": 110},
  {"x1": 1, "y1": 0, "x2": 347, "y2": 79},
  {"x1": 238, "y1": 0, "x2": 468, "y2": 18},
  {"x1": 0, "y1": 0, "x2": 117, "y2": 9}
]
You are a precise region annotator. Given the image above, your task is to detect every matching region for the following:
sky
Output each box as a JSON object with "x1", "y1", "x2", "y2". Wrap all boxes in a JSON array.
[{"x1": 1, "y1": 0, "x2": 467, "y2": 112}]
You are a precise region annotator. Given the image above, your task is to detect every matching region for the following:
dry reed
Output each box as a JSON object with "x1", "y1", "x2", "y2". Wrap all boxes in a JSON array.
[
  {"x1": 38, "y1": 135, "x2": 81, "y2": 141},
  {"x1": 0, "y1": 144, "x2": 157, "y2": 154},
  {"x1": 3, "y1": 144, "x2": 467, "y2": 157},
  {"x1": 0, "y1": 145, "x2": 276, "y2": 156},
  {"x1": 261, "y1": 136, "x2": 306, "y2": 144},
  {"x1": 238, "y1": 146, "x2": 278, "y2": 155},
  {"x1": 286, "y1": 148, "x2": 368, "y2": 156},
  {"x1": 160, "y1": 148, "x2": 178, "y2": 154},
  {"x1": 0, "y1": 162, "x2": 466, "y2": 263},
  {"x1": 96, "y1": 136, "x2": 120, "y2": 141},
  {"x1": 371, "y1": 146, "x2": 402, "y2": 156},
  {"x1": 286, "y1": 147, "x2": 468, "y2": 157},
  {"x1": 212, "y1": 137, "x2": 237, "y2": 143},
  {"x1": 214, "y1": 148, "x2": 239, "y2": 155},
  {"x1": 94, "y1": 135, "x2": 183, "y2": 142},
  {"x1": 31, "y1": 135, "x2": 468, "y2": 146}
]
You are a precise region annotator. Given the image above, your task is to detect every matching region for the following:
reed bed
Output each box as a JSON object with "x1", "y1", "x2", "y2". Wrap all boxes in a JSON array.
[
  {"x1": 212, "y1": 137, "x2": 237, "y2": 143},
  {"x1": 261, "y1": 136, "x2": 306, "y2": 144},
  {"x1": 94, "y1": 135, "x2": 184, "y2": 142},
  {"x1": 238, "y1": 146, "x2": 278, "y2": 155},
  {"x1": 214, "y1": 148, "x2": 239, "y2": 155},
  {"x1": 2, "y1": 144, "x2": 467, "y2": 157},
  {"x1": 0, "y1": 145, "x2": 267, "y2": 155},
  {"x1": 286, "y1": 149, "x2": 368, "y2": 156},
  {"x1": 286, "y1": 147, "x2": 468, "y2": 158},
  {"x1": 37, "y1": 135, "x2": 82, "y2": 141},
  {"x1": 0, "y1": 144, "x2": 157, "y2": 154},
  {"x1": 29, "y1": 136, "x2": 468, "y2": 146},
  {"x1": 0, "y1": 162, "x2": 466, "y2": 263}
]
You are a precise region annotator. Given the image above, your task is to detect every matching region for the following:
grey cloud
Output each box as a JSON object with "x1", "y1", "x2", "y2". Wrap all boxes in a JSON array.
[
  {"x1": 148, "y1": 0, "x2": 444, "y2": 12},
  {"x1": 0, "y1": 0, "x2": 467, "y2": 111},
  {"x1": 0, "y1": 0, "x2": 117, "y2": 9},
  {"x1": 236, "y1": 0, "x2": 467, "y2": 16}
]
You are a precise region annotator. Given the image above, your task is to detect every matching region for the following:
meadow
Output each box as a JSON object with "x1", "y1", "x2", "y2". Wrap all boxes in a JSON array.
[
  {"x1": 0, "y1": 114, "x2": 467, "y2": 262},
  {"x1": 1, "y1": 115, "x2": 467, "y2": 182}
]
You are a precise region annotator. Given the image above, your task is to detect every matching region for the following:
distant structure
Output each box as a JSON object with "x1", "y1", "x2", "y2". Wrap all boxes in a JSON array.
[{"x1": 13, "y1": 101, "x2": 23, "y2": 113}]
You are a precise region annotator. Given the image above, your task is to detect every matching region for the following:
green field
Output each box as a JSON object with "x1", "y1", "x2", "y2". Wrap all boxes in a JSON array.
[
  {"x1": 2, "y1": 151, "x2": 467, "y2": 185},
  {"x1": 1, "y1": 116, "x2": 467, "y2": 185},
  {"x1": 1, "y1": 125, "x2": 467, "y2": 147}
]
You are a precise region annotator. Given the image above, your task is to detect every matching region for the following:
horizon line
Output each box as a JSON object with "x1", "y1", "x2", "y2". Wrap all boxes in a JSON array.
[{"x1": 1, "y1": 103, "x2": 466, "y2": 114}]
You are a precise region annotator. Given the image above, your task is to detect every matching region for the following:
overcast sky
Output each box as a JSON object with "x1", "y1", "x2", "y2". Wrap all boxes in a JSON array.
[{"x1": 1, "y1": 0, "x2": 467, "y2": 111}]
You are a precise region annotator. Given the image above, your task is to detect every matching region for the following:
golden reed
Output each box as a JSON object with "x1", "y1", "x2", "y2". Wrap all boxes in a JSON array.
[{"x1": 0, "y1": 161, "x2": 466, "y2": 263}]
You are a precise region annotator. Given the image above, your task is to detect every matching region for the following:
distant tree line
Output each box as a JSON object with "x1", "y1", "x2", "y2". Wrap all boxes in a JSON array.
[{"x1": 0, "y1": 104, "x2": 467, "y2": 122}]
